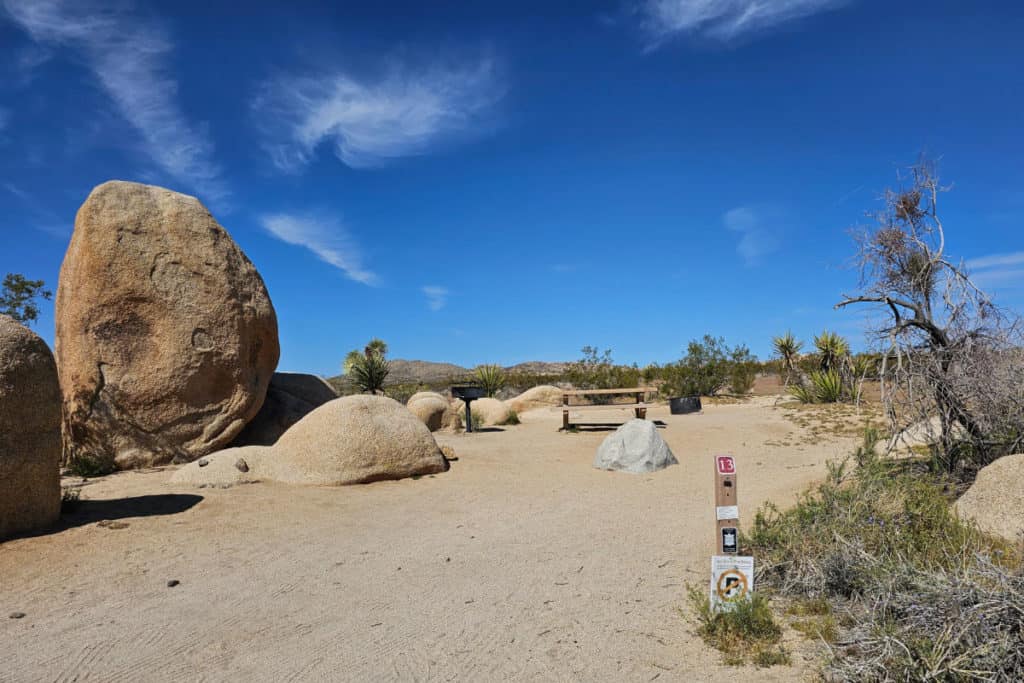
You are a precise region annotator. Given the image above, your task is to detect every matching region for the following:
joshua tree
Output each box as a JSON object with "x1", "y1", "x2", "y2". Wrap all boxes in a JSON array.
[
  {"x1": 474, "y1": 364, "x2": 506, "y2": 397},
  {"x1": 813, "y1": 330, "x2": 850, "y2": 373},
  {"x1": 344, "y1": 338, "x2": 391, "y2": 394},
  {"x1": 0, "y1": 273, "x2": 51, "y2": 326},
  {"x1": 836, "y1": 159, "x2": 1023, "y2": 472}
]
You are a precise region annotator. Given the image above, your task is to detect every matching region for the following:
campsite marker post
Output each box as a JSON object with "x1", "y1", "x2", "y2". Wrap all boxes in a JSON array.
[{"x1": 711, "y1": 454, "x2": 755, "y2": 610}]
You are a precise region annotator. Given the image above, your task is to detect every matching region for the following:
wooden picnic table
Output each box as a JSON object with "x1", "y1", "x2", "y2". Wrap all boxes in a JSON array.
[{"x1": 552, "y1": 387, "x2": 657, "y2": 430}]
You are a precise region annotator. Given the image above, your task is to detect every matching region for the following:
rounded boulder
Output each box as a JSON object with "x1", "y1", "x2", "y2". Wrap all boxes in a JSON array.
[
  {"x1": 56, "y1": 181, "x2": 280, "y2": 469},
  {"x1": 267, "y1": 395, "x2": 448, "y2": 485},
  {"x1": 0, "y1": 315, "x2": 61, "y2": 538},
  {"x1": 407, "y1": 395, "x2": 450, "y2": 432}
]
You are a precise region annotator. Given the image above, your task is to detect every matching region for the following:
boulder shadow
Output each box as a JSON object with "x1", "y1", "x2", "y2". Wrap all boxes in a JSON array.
[
  {"x1": 9, "y1": 494, "x2": 205, "y2": 541},
  {"x1": 563, "y1": 420, "x2": 667, "y2": 433}
]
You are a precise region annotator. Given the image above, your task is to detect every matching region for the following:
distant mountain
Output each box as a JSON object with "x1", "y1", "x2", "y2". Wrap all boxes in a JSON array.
[{"x1": 505, "y1": 361, "x2": 571, "y2": 375}]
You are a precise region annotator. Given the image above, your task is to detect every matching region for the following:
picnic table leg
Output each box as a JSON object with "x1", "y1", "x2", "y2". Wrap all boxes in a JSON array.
[
  {"x1": 637, "y1": 407, "x2": 647, "y2": 420},
  {"x1": 562, "y1": 409, "x2": 569, "y2": 430}
]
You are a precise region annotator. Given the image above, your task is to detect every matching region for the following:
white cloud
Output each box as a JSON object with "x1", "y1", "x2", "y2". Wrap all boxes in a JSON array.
[
  {"x1": 723, "y1": 206, "x2": 778, "y2": 266},
  {"x1": 965, "y1": 251, "x2": 1024, "y2": 271},
  {"x1": 422, "y1": 285, "x2": 449, "y2": 311},
  {"x1": 253, "y1": 56, "x2": 504, "y2": 171},
  {"x1": 639, "y1": 0, "x2": 848, "y2": 45},
  {"x1": 2, "y1": 0, "x2": 227, "y2": 204},
  {"x1": 965, "y1": 251, "x2": 1024, "y2": 289},
  {"x1": 260, "y1": 213, "x2": 378, "y2": 286}
]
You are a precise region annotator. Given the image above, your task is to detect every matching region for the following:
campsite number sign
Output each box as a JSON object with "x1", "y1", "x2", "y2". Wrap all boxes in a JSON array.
[{"x1": 711, "y1": 454, "x2": 754, "y2": 610}]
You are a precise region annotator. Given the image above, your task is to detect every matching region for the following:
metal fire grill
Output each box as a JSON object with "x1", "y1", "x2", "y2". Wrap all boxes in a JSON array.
[{"x1": 450, "y1": 384, "x2": 486, "y2": 432}]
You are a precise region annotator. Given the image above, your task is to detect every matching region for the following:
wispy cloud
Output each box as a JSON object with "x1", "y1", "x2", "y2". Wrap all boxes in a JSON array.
[
  {"x1": 965, "y1": 251, "x2": 1024, "y2": 271},
  {"x1": 966, "y1": 251, "x2": 1024, "y2": 289},
  {"x1": 422, "y1": 285, "x2": 449, "y2": 311},
  {"x1": 259, "y1": 213, "x2": 377, "y2": 286},
  {"x1": 723, "y1": 206, "x2": 778, "y2": 266},
  {"x1": 253, "y1": 56, "x2": 504, "y2": 171},
  {"x1": 2, "y1": 0, "x2": 227, "y2": 204},
  {"x1": 638, "y1": 0, "x2": 849, "y2": 46}
]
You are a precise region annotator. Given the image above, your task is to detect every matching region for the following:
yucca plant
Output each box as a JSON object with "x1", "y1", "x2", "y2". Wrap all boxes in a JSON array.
[
  {"x1": 810, "y1": 369, "x2": 844, "y2": 403},
  {"x1": 814, "y1": 331, "x2": 849, "y2": 372},
  {"x1": 342, "y1": 350, "x2": 363, "y2": 375},
  {"x1": 474, "y1": 364, "x2": 506, "y2": 397},
  {"x1": 350, "y1": 352, "x2": 390, "y2": 394},
  {"x1": 787, "y1": 383, "x2": 817, "y2": 404},
  {"x1": 772, "y1": 332, "x2": 803, "y2": 386}
]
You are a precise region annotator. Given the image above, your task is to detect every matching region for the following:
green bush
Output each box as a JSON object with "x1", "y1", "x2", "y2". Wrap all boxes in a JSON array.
[
  {"x1": 500, "y1": 409, "x2": 521, "y2": 425},
  {"x1": 67, "y1": 453, "x2": 116, "y2": 478},
  {"x1": 728, "y1": 345, "x2": 758, "y2": 395},
  {"x1": 688, "y1": 586, "x2": 789, "y2": 667}
]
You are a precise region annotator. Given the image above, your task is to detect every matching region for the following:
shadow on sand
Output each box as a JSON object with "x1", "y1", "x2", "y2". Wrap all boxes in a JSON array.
[
  {"x1": 9, "y1": 494, "x2": 204, "y2": 541},
  {"x1": 563, "y1": 420, "x2": 668, "y2": 433}
]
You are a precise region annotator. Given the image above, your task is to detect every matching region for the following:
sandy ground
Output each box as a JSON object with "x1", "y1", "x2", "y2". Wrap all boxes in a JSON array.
[{"x1": 0, "y1": 397, "x2": 867, "y2": 682}]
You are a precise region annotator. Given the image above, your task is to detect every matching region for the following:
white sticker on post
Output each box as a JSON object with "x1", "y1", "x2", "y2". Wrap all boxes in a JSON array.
[{"x1": 716, "y1": 505, "x2": 739, "y2": 520}]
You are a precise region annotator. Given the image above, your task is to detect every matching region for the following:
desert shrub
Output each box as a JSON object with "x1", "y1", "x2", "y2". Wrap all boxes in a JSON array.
[
  {"x1": 744, "y1": 428, "x2": 1023, "y2": 680},
  {"x1": 661, "y1": 336, "x2": 755, "y2": 398},
  {"x1": 688, "y1": 586, "x2": 789, "y2": 667},
  {"x1": 567, "y1": 347, "x2": 640, "y2": 403},
  {"x1": 385, "y1": 383, "x2": 424, "y2": 404},
  {"x1": 500, "y1": 409, "x2": 521, "y2": 426},
  {"x1": 67, "y1": 453, "x2": 115, "y2": 478},
  {"x1": 728, "y1": 345, "x2": 758, "y2": 395},
  {"x1": 470, "y1": 409, "x2": 484, "y2": 430},
  {"x1": 474, "y1": 364, "x2": 506, "y2": 397}
]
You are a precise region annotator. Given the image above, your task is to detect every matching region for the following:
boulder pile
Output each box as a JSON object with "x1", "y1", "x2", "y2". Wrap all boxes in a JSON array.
[{"x1": 0, "y1": 315, "x2": 61, "y2": 538}]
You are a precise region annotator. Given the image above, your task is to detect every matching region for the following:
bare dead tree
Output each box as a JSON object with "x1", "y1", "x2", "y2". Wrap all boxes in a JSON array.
[{"x1": 836, "y1": 159, "x2": 1024, "y2": 473}]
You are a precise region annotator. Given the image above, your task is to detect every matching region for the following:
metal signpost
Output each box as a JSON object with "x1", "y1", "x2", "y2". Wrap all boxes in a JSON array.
[{"x1": 710, "y1": 454, "x2": 755, "y2": 610}]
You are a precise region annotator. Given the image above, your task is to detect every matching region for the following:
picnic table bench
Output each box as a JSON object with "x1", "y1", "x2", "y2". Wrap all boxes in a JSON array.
[{"x1": 551, "y1": 387, "x2": 656, "y2": 430}]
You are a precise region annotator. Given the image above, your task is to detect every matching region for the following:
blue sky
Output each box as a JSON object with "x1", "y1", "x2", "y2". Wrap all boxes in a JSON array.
[{"x1": 1, "y1": 0, "x2": 1022, "y2": 375}]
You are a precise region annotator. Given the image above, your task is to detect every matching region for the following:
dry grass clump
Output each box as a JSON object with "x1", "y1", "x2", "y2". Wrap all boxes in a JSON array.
[{"x1": 744, "y1": 429, "x2": 1024, "y2": 681}]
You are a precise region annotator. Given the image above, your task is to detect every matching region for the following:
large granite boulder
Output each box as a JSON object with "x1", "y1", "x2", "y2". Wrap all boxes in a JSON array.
[
  {"x1": 0, "y1": 315, "x2": 61, "y2": 538},
  {"x1": 230, "y1": 372, "x2": 337, "y2": 446},
  {"x1": 56, "y1": 181, "x2": 279, "y2": 469},
  {"x1": 594, "y1": 419, "x2": 677, "y2": 474},
  {"x1": 955, "y1": 454, "x2": 1024, "y2": 541},
  {"x1": 264, "y1": 395, "x2": 448, "y2": 485},
  {"x1": 506, "y1": 385, "x2": 563, "y2": 414}
]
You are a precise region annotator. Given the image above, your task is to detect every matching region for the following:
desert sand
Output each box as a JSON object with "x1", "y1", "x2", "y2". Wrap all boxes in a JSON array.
[{"x1": 0, "y1": 397, "x2": 866, "y2": 681}]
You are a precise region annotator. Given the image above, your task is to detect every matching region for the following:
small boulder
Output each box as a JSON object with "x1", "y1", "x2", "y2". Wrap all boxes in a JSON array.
[
  {"x1": 265, "y1": 395, "x2": 448, "y2": 485},
  {"x1": 593, "y1": 419, "x2": 677, "y2": 474},
  {"x1": 0, "y1": 316, "x2": 62, "y2": 539},
  {"x1": 955, "y1": 454, "x2": 1024, "y2": 541},
  {"x1": 407, "y1": 395, "x2": 450, "y2": 432},
  {"x1": 506, "y1": 385, "x2": 563, "y2": 414},
  {"x1": 470, "y1": 397, "x2": 511, "y2": 426},
  {"x1": 230, "y1": 372, "x2": 337, "y2": 446}
]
